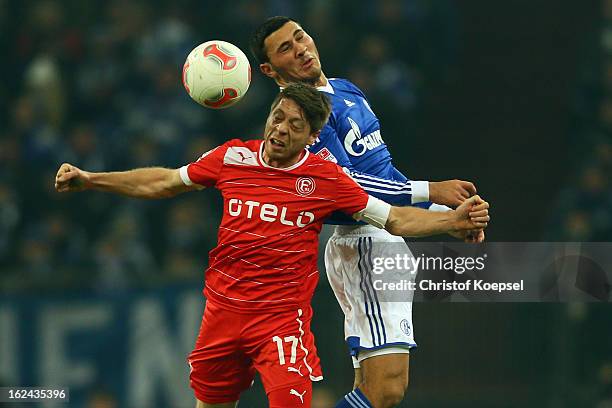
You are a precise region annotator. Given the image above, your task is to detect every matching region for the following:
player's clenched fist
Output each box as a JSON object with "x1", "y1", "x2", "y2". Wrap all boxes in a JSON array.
[
  {"x1": 454, "y1": 195, "x2": 490, "y2": 230},
  {"x1": 468, "y1": 198, "x2": 490, "y2": 224},
  {"x1": 55, "y1": 163, "x2": 89, "y2": 193}
]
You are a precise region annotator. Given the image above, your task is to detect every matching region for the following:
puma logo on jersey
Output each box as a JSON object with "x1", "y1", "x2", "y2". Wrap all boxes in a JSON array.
[
  {"x1": 228, "y1": 199, "x2": 315, "y2": 227},
  {"x1": 238, "y1": 151, "x2": 252, "y2": 162},
  {"x1": 290, "y1": 389, "x2": 306, "y2": 403},
  {"x1": 344, "y1": 117, "x2": 385, "y2": 156},
  {"x1": 224, "y1": 147, "x2": 258, "y2": 166},
  {"x1": 287, "y1": 365, "x2": 304, "y2": 377}
]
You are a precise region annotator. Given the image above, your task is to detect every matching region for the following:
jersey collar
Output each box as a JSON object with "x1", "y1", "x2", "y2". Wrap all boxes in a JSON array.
[
  {"x1": 278, "y1": 78, "x2": 334, "y2": 95},
  {"x1": 316, "y1": 79, "x2": 334, "y2": 94},
  {"x1": 257, "y1": 140, "x2": 310, "y2": 171}
]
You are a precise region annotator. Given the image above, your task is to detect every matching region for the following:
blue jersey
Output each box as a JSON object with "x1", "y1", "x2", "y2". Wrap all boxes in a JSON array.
[{"x1": 308, "y1": 78, "x2": 432, "y2": 224}]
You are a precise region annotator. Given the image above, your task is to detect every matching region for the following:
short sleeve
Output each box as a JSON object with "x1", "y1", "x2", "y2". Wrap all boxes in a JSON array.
[
  {"x1": 180, "y1": 143, "x2": 228, "y2": 187},
  {"x1": 334, "y1": 166, "x2": 369, "y2": 215}
]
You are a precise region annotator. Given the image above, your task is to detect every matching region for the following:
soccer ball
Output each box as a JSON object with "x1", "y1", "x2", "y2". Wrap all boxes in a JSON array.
[{"x1": 182, "y1": 40, "x2": 251, "y2": 109}]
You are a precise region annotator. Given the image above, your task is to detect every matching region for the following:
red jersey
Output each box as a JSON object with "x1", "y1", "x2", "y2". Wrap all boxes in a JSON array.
[{"x1": 180, "y1": 139, "x2": 369, "y2": 312}]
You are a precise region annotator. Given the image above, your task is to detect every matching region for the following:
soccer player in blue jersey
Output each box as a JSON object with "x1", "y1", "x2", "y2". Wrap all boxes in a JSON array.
[{"x1": 250, "y1": 17, "x2": 483, "y2": 408}]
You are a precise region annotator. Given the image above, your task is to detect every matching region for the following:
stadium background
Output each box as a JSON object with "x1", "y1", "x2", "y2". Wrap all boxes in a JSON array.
[{"x1": 0, "y1": 0, "x2": 610, "y2": 407}]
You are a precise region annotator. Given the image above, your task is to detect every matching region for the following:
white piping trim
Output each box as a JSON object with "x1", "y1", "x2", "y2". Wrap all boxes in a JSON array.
[
  {"x1": 258, "y1": 141, "x2": 310, "y2": 171},
  {"x1": 295, "y1": 308, "x2": 323, "y2": 382},
  {"x1": 316, "y1": 79, "x2": 334, "y2": 94}
]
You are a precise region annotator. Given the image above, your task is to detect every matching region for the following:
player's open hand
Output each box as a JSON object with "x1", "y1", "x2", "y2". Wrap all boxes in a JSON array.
[
  {"x1": 55, "y1": 163, "x2": 89, "y2": 193},
  {"x1": 454, "y1": 195, "x2": 490, "y2": 230},
  {"x1": 429, "y1": 179, "x2": 477, "y2": 207}
]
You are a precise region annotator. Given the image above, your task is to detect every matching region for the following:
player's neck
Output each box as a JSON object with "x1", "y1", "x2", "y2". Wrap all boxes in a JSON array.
[
  {"x1": 313, "y1": 73, "x2": 327, "y2": 87},
  {"x1": 261, "y1": 144, "x2": 306, "y2": 169},
  {"x1": 277, "y1": 73, "x2": 327, "y2": 88}
]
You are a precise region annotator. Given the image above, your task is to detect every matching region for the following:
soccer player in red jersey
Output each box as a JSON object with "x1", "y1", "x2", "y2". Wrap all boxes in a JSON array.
[{"x1": 55, "y1": 83, "x2": 489, "y2": 408}]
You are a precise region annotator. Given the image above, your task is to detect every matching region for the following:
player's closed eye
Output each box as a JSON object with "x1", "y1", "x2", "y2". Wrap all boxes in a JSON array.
[
  {"x1": 289, "y1": 120, "x2": 304, "y2": 131},
  {"x1": 279, "y1": 43, "x2": 291, "y2": 53}
]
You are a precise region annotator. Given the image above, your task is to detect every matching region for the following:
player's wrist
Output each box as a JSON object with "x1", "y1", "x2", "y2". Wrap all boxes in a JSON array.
[
  {"x1": 427, "y1": 181, "x2": 438, "y2": 202},
  {"x1": 447, "y1": 209, "x2": 464, "y2": 231},
  {"x1": 80, "y1": 171, "x2": 96, "y2": 190}
]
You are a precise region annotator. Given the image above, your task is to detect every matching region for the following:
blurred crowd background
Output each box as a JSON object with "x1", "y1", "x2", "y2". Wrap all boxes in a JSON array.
[{"x1": 0, "y1": 1, "x2": 611, "y2": 407}]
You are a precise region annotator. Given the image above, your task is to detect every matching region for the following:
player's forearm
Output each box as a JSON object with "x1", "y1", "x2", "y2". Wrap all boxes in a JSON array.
[
  {"x1": 84, "y1": 167, "x2": 183, "y2": 199},
  {"x1": 385, "y1": 206, "x2": 458, "y2": 237}
]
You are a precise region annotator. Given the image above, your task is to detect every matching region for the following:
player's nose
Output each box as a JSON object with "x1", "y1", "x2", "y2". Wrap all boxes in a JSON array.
[
  {"x1": 296, "y1": 44, "x2": 307, "y2": 57},
  {"x1": 275, "y1": 122, "x2": 289, "y2": 135}
]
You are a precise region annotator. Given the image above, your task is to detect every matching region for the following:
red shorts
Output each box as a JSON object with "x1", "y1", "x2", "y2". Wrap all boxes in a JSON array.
[{"x1": 188, "y1": 301, "x2": 323, "y2": 407}]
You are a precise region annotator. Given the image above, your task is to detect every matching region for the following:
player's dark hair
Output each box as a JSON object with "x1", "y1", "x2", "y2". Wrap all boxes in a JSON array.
[
  {"x1": 250, "y1": 16, "x2": 296, "y2": 64},
  {"x1": 271, "y1": 83, "x2": 331, "y2": 133}
]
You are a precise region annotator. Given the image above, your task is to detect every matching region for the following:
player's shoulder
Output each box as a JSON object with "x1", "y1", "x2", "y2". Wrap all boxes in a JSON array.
[
  {"x1": 305, "y1": 152, "x2": 343, "y2": 175},
  {"x1": 328, "y1": 78, "x2": 364, "y2": 94},
  {"x1": 217, "y1": 138, "x2": 262, "y2": 156},
  {"x1": 193, "y1": 138, "x2": 261, "y2": 167},
  {"x1": 323, "y1": 78, "x2": 368, "y2": 111},
  {"x1": 221, "y1": 138, "x2": 260, "y2": 150}
]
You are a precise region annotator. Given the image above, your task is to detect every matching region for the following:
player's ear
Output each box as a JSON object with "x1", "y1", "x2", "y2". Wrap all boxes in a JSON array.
[
  {"x1": 260, "y1": 63, "x2": 277, "y2": 80},
  {"x1": 307, "y1": 130, "x2": 320, "y2": 145}
]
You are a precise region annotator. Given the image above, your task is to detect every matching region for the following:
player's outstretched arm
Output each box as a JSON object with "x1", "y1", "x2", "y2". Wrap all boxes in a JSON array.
[
  {"x1": 384, "y1": 195, "x2": 489, "y2": 237},
  {"x1": 54, "y1": 163, "x2": 199, "y2": 199}
]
